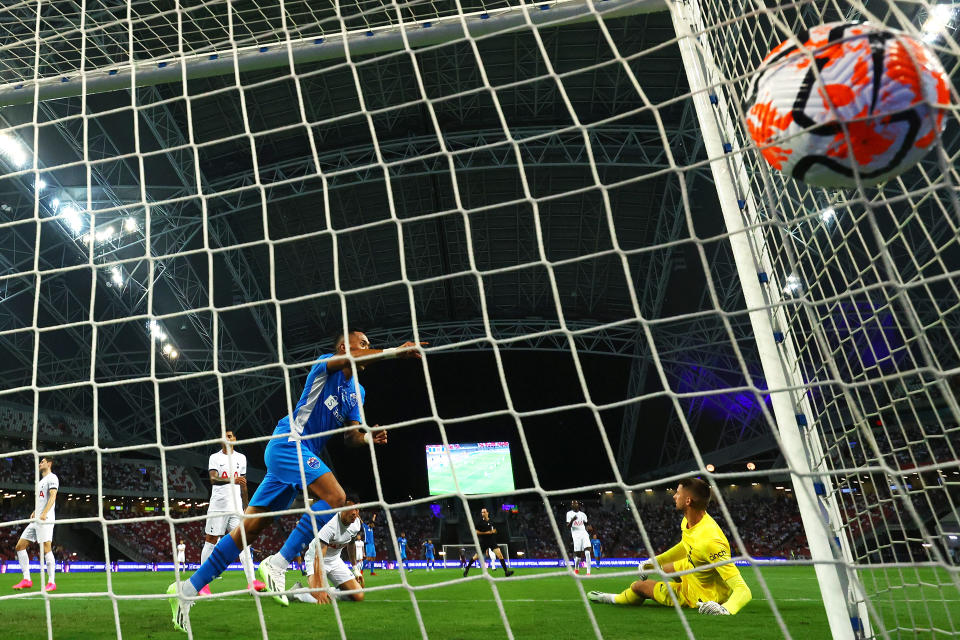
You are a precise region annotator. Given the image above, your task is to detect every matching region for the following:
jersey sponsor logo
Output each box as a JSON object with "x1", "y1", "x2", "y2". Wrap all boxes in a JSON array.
[
  {"x1": 307, "y1": 456, "x2": 322, "y2": 469},
  {"x1": 708, "y1": 549, "x2": 727, "y2": 562},
  {"x1": 324, "y1": 395, "x2": 339, "y2": 411}
]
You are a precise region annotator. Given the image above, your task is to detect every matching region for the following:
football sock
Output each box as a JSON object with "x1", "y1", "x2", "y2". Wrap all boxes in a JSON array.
[
  {"x1": 240, "y1": 547, "x2": 256, "y2": 583},
  {"x1": 584, "y1": 550, "x2": 592, "y2": 574},
  {"x1": 280, "y1": 499, "x2": 333, "y2": 563},
  {"x1": 200, "y1": 541, "x2": 215, "y2": 566},
  {"x1": 614, "y1": 586, "x2": 643, "y2": 605},
  {"x1": 45, "y1": 551, "x2": 55, "y2": 582},
  {"x1": 17, "y1": 549, "x2": 30, "y2": 580},
  {"x1": 498, "y1": 557, "x2": 508, "y2": 572},
  {"x1": 189, "y1": 535, "x2": 240, "y2": 592},
  {"x1": 574, "y1": 554, "x2": 581, "y2": 569}
]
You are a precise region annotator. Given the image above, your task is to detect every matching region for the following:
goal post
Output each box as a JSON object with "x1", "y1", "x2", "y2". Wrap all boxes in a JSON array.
[
  {"x1": 669, "y1": 3, "x2": 864, "y2": 638},
  {"x1": 0, "y1": 0, "x2": 667, "y2": 109}
]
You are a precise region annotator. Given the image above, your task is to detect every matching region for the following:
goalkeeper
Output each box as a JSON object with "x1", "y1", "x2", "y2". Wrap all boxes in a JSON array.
[{"x1": 588, "y1": 477, "x2": 752, "y2": 616}]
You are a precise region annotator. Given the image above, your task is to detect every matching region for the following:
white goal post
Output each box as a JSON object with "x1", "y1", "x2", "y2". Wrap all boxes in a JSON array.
[{"x1": 0, "y1": 1, "x2": 958, "y2": 639}]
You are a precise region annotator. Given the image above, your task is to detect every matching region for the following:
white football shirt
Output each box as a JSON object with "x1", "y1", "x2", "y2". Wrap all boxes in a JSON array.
[
  {"x1": 36, "y1": 473, "x2": 59, "y2": 521},
  {"x1": 177, "y1": 543, "x2": 186, "y2": 558},
  {"x1": 317, "y1": 515, "x2": 363, "y2": 561},
  {"x1": 566, "y1": 510, "x2": 588, "y2": 534},
  {"x1": 208, "y1": 450, "x2": 247, "y2": 512}
]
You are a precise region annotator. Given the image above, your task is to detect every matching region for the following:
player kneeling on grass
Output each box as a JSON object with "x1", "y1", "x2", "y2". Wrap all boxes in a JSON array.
[
  {"x1": 588, "y1": 477, "x2": 751, "y2": 616},
  {"x1": 292, "y1": 495, "x2": 365, "y2": 604}
]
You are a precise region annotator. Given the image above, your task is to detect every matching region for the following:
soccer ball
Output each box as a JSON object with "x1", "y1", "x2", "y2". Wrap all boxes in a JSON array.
[{"x1": 746, "y1": 22, "x2": 951, "y2": 188}]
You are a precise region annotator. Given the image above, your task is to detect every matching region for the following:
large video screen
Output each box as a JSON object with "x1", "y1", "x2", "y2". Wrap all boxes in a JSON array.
[{"x1": 426, "y1": 442, "x2": 515, "y2": 495}]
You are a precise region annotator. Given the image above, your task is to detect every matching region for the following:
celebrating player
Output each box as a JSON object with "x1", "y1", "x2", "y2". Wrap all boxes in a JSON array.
[
  {"x1": 463, "y1": 508, "x2": 513, "y2": 577},
  {"x1": 12, "y1": 456, "x2": 59, "y2": 592},
  {"x1": 361, "y1": 516, "x2": 377, "y2": 576},
  {"x1": 199, "y1": 429, "x2": 262, "y2": 594},
  {"x1": 422, "y1": 539, "x2": 436, "y2": 571},
  {"x1": 169, "y1": 329, "x2": 424, "y2": 632},
  {"x1": 291, "y1": 494, "x2": 365, "y2": 604},
  {"x1": 591, "y1": 533, "x2": 603, "y2": 568},
  {"x1": 567, "y1": 500, "x2": 591, "y2": 575},
  {"x1": 588, "y1": 477, "x2": 752, "y2": 615}
]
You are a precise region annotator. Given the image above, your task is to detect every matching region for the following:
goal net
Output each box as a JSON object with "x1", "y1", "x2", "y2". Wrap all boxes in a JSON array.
[{"x1": 0, "y1": 0, "x2": 957, "y2": 639}]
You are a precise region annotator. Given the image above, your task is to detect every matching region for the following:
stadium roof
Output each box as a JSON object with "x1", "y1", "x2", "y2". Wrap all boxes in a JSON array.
[{"x1": 0, "y1": 0, "x2": 956, "y2": 488}]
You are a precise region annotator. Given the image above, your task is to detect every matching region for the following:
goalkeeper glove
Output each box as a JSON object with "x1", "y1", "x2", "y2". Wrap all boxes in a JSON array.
[
  {"x1": 637, "y1": 562, "x2": 655, "y2": 581},
  {"x1": 697, "y1": 600, "x2": 731, "y2": 616},
  {"x1": 353, "y1": 564, "x2": 363, "y2": 579}
]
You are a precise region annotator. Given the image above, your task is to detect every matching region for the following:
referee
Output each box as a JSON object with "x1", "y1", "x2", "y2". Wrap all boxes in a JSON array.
[{"x1": 464, "y1": 508, "x2": 514, "y2": 577}]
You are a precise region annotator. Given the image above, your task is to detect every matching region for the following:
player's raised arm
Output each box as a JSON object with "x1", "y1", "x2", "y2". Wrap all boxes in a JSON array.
[
  {"x1": 345, "y1": 421, "x2": 388, "y2": 448},
  {"x1": 324, "y1": 332, "x2": 427, "y2": 375}
]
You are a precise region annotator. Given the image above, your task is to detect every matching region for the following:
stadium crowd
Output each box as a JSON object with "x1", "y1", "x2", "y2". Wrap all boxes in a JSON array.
[
  {"x1": 0, "y1": 403, "x2": 114, "y2": 443},
  {"x1": 0, "y1": 450, "x2": 198, "y2": 496},
  {"x1": 512, "y1": 494, "x2": 810, "y2": 559}
]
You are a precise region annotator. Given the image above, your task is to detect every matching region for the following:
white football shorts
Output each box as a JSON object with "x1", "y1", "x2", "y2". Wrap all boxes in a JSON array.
[
  {"x1": 572, "y1": 531, "x2": 590, "y2": 552},
  {"x1": 304, "y1": 546, "x2": 355, "y2": 587},
  {"x1": 21, "y1": 521, "x2": 54, "y2": 544},
  {"x1": 204, "y1": 512, "x2": 242, "y2": 537}
]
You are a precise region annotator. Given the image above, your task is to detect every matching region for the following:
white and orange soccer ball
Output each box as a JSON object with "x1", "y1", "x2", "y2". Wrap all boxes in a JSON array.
[{"x1": 746, "y1": 22, "x2": 951, "y2": 188}]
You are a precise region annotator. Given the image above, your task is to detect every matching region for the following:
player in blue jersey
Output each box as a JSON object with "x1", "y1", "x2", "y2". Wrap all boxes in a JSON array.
[
  {"x1": 423, "y1": 540, "x2": 436, "y2": 571},
  {"x1": 397, "y1": 533, "x2": 409, "y2": 570},
  {"x1": 361, "y1": 517, "x2": 377, "y2": 576},
  {"x1": 168, "y1": 329, "x2": 424, "y2": 632},
  {"x1": 591, "y1": 534, "x2": 603, "y2": 568}
]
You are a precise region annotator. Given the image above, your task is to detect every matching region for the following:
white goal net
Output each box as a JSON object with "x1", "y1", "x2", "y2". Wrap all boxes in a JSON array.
[{"x1": 0, "y1": 1, "x2": 957, "y2": 639}]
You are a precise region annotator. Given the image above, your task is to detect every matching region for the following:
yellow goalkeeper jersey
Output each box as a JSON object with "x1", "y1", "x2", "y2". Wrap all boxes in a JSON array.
[{"x1": 655, "y1": 512, "x2": 751, "y2": 613}]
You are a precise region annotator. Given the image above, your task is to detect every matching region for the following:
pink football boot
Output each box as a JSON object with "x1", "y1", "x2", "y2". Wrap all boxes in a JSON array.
[{"x1": 12, "y1": 579, "x2": 33, "y2": 590}]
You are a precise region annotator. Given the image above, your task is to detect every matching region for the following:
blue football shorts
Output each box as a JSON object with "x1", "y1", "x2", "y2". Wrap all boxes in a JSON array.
[{"x1": 249, "y1": 437, "x2": 332, "y2": 512}]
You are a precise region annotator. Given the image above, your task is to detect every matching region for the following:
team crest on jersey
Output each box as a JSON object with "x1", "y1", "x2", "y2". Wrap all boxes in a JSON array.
[
  {"x1": 307, "y1": 457, "x2": 321, "y2": 469},
  {"x1": 324, "y1": 395, "x2": 339, "y2": 411}
]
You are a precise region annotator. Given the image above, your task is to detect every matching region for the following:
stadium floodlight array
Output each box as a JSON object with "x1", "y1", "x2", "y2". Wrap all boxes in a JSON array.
[{"x1": 0, "y1": 0, "x2": 958, "y2": 639}]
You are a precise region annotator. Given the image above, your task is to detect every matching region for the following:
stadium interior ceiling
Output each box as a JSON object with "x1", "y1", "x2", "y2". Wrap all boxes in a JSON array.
[{"x1": 0, "y1": 0, "x2": 957, "y2": 500}]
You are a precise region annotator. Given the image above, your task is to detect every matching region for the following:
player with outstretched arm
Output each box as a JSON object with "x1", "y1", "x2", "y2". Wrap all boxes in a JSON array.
[
  {"x1": 168, "y1": 329, "x2": 424, "y2": 632},
  {"x1": 588, "y1": 477, "x2": 752, "y2": 615}
]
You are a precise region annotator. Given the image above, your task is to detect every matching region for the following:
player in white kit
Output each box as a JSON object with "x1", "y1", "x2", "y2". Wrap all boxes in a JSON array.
[
  {"x1": 567, "y1": 500, "x2": 592, "y2": 575},
  {"x1": 177, "y1": 541, "x2": 186, "y2": 571},
  {"x1": 12, "y1": 456, "x2": 59, "y2": 591},
  {"x1": 353, "y1": 525, "x2": 365, "y2": 576},
  {"x1": 292, "y1": 494, "x2": 365, "y2": 604},
  {"x1": 199, "y1": 429, "x2": 262, "y2": 594}
]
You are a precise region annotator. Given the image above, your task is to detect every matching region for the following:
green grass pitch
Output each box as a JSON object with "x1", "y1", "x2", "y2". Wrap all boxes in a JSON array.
[{"x1": 1, "y1": 566, "x2": 954, "y2": 638}]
